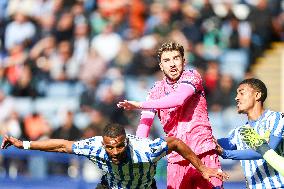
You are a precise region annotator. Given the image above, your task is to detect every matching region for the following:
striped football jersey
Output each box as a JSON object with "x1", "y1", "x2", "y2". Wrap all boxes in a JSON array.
[{"x1": 72, "y1": 134, "x2": 168, "y2": 189}]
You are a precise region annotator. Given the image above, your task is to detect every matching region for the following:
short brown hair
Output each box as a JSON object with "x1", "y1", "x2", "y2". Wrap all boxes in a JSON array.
[{"x1": 157, "y1": 42, "x2": 184, "y2": 63}]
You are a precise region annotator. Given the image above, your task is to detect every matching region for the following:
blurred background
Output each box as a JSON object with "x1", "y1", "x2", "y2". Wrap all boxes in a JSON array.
[{"x1": 0, "y1": 0, "x2": 283, "y2": 188}]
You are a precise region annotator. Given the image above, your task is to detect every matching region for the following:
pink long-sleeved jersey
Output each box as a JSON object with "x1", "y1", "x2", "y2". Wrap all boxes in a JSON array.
[{"x1": 137, "y1": 69, "x2": 216, "y2": 163}]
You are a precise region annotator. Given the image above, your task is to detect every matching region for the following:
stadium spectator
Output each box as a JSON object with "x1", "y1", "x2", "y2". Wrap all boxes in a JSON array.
[
  {"x1": 4, "y1": 11, "x2": 36, "y2": 50},
  {"x1": 91, "y1": 23, "x2": 122, "y2": 63},
  {"x1": 23, "y1": 112, "x2": 51, "y2": 141},
  {"x1": 10, "y1": 64, "x2": 38, "y2": 97},
  {"x1": 0, "y1": 89, "x2": 15, "y2": 125},
  {"x1": 51, "y1": 110, "x2": 81, "y2": 140},
  {"x1": 49, "y1": 40, "x2": 79, "y2": 81},
  {"x1": 208, "y1": 74, "x2": 237, "y2": 111},
  {"x1": 49, "y1": 110, "x2": 81, "y2": 175}
]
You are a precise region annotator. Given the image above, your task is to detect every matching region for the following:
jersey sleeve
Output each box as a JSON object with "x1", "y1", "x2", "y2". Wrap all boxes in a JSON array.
[
  {"x1": 72, "y1": 137, "x2": 101, "y2": 157},
  {"x1": 217, "y1": 137, "x2": 237, "y2": 150},
  {"x1": 141, "y1": 83, "x2": 195, "y2": 109},
  {"x1": 270, "y1": 112, "x2": 284, "y2": 137},
  {"x1": 148, "y1": 138, "x2": 168, "y2": 162},
  {"x1": 147, "y1": 81, "x2": 164, "y2": 101},
  {"x1": 226, "y1": 129, "x2": 239, "y2": 147},
  {"x1": 180, "y1": 70, "x2": 203, "y2": 92},
  {"x1": 136, "y1": 110, "x2": 155, "y2": 137}
]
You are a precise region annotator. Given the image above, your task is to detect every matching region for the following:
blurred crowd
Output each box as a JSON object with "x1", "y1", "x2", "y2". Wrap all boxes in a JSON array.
[{"x1": 0, "y1": 0, "x2": 283, "y2": 180}]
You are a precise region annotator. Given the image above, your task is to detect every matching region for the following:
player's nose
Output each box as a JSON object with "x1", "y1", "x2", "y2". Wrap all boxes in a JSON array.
[{"x1": 112, "y1": 148, "x2": 119, "y2": 155}]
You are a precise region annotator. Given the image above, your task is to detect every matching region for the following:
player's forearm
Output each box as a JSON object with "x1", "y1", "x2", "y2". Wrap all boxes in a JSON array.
[
  {"x1": 141, "y1": 83, "x2": 194, "y2": 109},
  {"x1": 136, "y1": 111, "x2": 155, "y2": 137},
  {"x1": 29, "y1": 139, "x2": 74, "y2": 153},
  {"x1": 178, "y1": 143, "x2": 206, "y2": 173},
  {"x1": 221, "y1": 149, "x2": 262, "y2": 160},
  {"x1": 166, "y1": 137, "x2": 206, "y2": 173}
]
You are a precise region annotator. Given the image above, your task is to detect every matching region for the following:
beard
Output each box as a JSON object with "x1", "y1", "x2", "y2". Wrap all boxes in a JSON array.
[{"x1": 164, "y1": 70, "x2": 182, "y2": 82}]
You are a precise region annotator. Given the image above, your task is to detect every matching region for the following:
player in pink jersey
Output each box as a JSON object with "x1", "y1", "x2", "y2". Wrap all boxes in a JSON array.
[{"x1": 118, "y1": 42, "x2": 223, "y2": 189}]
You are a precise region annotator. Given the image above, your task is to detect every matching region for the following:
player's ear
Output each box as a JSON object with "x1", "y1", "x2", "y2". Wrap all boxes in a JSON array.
[
  {"x1": 159, "y1": 62, "x2": 163, "y2": 71},
  {"x1": 255, "y1": 91, "x2": 262, "y2": 101}
]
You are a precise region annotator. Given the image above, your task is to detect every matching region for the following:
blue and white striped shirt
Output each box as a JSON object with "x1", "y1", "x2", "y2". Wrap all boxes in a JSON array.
[
  {"x1": 228, "y1": 109, "x2": 284, "y2": 189},
  {"x1": 72, "y1": 134, "x2": 168, "y2": 189}
]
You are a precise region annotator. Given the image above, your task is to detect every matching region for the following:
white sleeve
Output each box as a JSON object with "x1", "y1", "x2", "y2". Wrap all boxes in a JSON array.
[
  {"x1": 148, "y1": 138, "x2": 168, "y2": 162},
  {"x1": 72, "y1": 136, "x2": 102, "y2": 156}
]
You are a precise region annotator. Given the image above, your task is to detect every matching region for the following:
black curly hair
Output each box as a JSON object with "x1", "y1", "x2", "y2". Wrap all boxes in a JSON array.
[
  {"x1": 103, "y1": 123, "x2": 126, "y2": 138},
  {"x1": 239, "y1": 78, "x2": 267, "y2": 103}
]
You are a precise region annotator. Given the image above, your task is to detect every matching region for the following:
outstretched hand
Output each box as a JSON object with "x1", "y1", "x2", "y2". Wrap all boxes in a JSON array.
[
  {"x1": 202, "y1": 167, "x2": 229, "y2": 181},
  {"x1": 1, "y1": 135, "x2": 23, "y2": 149},
  {"x1": 117, "y1": 100, "x2": 142, "y2": 110}
]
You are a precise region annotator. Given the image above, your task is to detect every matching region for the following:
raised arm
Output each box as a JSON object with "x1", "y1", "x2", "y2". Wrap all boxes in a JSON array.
[
  {"x1": 166, "y1": 136, "x2": 229, "y2": 181},
  {"x1": 117, "y1": 83, "x2": 195, "y2": 110},
  {"x1": 1, "y1": 135, "x2": 74, "y2": 154},
  {"x1": 136, "y1": 110, "x2": 155, "y2": 137}
]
